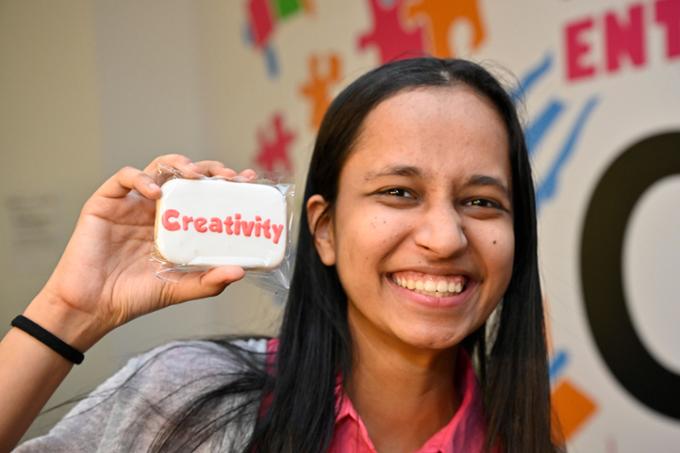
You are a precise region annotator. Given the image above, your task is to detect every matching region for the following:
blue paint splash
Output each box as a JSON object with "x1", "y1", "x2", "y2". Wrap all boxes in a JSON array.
[
  {"x1": 537, "y1": 96, "x2": 599, "y2": 210},
  {"x1": 243, "y1": 23, "x2": 253, "y2": 45},
  {"x1": 550, "y1": 349, "x2": 569, "y2": 382},
  {"x1": 242, "y1": 22, "x2": 279, "y2": 78},
  {"x1": 264, "y1": 45, "x2": 279, "y2": 78},
  {"x1": 525, "y1": 99, "x2": 565, "y2": 156},
  {"x1": 514, "y1": 52, "x2": 599, "y2": 212},
  {"x1": 511, "y1": 52, "x2": 553, "y2": 102}
]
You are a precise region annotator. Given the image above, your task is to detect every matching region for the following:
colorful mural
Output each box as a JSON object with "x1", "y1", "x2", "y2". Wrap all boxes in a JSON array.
[
  {"x1": 512, "y1": 53, "x2": 599, "y2": 211},
  {"x1": 236, "y1": 0, "x2": 680, "y2": 449},
  {"x1": 357, "y1": 0, "x2": 487, "y2": 62},
  {"x1": 244, "y1": 0, "x2": 315, "y2": 76}
]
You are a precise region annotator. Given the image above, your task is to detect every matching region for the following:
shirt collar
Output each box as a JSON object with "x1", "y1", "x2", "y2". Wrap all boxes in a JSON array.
[
  {"x1": 265, "y1": 339, "x2": 487, "y2": 452},
  {"x1": 331, "y1": 349, "x2": 487, "y2": 453}
]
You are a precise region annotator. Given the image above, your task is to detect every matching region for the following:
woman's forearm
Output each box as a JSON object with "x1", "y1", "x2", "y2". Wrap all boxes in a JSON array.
[{"x1": 0, "y1": 291, "x2": 102, "y2": 451}]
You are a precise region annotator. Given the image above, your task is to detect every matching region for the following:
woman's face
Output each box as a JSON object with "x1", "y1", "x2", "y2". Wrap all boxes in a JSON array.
[{"x1": 311, "y1": 86, "x2": 514, "y2": 352}]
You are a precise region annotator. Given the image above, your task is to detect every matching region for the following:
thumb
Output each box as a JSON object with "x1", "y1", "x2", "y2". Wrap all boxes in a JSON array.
[{"x1": 171, "y1": 266, "x2": 246, "y2": 302}]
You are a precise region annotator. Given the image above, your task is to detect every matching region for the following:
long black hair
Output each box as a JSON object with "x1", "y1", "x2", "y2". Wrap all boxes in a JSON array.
[{"x1": 151, "y1": 58, "x2": 560, "y2": 453}]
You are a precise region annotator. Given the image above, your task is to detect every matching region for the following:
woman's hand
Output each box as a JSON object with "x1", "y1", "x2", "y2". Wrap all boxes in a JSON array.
[{"x1": 26, "y1": 154, "x2": 254, "y2": 350}]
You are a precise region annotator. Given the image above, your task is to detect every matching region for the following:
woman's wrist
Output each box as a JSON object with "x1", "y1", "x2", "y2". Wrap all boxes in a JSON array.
[{"x1": 21, "y1": 290, "x2": 109, "y2": 353}]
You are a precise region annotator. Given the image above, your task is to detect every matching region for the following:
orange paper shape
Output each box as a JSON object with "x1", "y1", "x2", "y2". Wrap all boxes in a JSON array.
[
  {"x1": 299, "y1": 53, "x2": 342, "y2": 130},
  {"x1": 406, "y1": 0, "x2": 486, "y2": 57},
  {"x1": 551, "y1": 379, "x2": 597, "y2": 441}
]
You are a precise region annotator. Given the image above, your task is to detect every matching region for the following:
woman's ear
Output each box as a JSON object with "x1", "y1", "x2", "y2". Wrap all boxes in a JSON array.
[{"x1": 306, "y1": 194, "x2": 336, "y2": 266}]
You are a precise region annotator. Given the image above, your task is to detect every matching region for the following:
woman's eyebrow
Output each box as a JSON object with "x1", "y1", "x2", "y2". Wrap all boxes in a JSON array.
[
  {"x1": 363, "y1": 165, "x2": 422, "y2": 181},
  {"x1": 466, "y1": 174, "x2": 511, "y2": 197}
]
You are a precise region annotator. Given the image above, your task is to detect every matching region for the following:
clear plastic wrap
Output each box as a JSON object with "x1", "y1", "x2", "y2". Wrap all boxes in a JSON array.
[{"x1": 151, "y1": 164, "x2": 295, "y2": 295}]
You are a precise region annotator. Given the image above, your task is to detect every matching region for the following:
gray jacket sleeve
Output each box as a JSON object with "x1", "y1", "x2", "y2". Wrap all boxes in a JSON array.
[{"x1": 14, "y1": 339, "x2": 267, "y2": 453}]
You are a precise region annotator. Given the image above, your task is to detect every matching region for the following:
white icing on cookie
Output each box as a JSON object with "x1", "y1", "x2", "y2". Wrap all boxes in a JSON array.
[{"x1": 155, "y1": 178, "x2": 287, "y2": 268}]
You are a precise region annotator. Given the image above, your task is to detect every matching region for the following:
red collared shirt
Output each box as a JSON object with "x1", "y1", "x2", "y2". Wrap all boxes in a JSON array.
[
  {"x1": 328, "y1": 350, "x2": 487, "y2": 453},
  {"x1": 266, "y1": 340, "x2": 487, "y2": 452}
]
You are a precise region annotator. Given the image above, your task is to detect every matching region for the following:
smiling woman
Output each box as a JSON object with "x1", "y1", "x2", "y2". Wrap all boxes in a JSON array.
[
  {"x1": 308, "y1": 87, "x2": 514, "y2": 356},
  {"x1": 3, "y1": 58, "x2": 561, "y2": 453}
]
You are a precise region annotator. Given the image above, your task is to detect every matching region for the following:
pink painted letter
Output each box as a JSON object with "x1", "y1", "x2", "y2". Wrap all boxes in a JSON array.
[
  {"x1": 655, "y1": 0, "x2": 680, "y2": 58},
  {"x1": 566, "y1": 18, "x2": 596, "y2": 81},
  {"x1": 605, "y1": 4, "x2": 646, "y2": 73}
]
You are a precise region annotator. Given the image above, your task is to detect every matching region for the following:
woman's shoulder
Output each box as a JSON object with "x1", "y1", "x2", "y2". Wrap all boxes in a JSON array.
[
  {"x1": 71, "y1": 336, "x2": 269, "y2": 421},
  {"x1": 129, "y1": 337, "x2": 269, "y2": 376},
  {"x1": 135, "y1": 336, "x2": 269, "y2": 364},
  {"x1": 107, "y1": 337, "x2": 270, "y2": 398},
  {"x1": 15, "y1": 338, "x2": 269, "y2": 452}
]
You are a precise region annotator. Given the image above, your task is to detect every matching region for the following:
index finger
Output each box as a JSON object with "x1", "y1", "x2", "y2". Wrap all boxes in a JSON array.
[
  {"x1": 143, "y1": 154, "x2": 201, "y2": 179},
  {"x1": 191, "y1": 160, "x2": 238, "y2": 179},
  {"x1": 95, "y1": 166, "x2": 161, "y2": 199}
]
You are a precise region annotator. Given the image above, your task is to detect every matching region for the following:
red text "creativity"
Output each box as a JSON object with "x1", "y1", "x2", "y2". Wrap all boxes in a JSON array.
[{"x1": 161, "y1": 209, "x2": 285, "y2": 245}]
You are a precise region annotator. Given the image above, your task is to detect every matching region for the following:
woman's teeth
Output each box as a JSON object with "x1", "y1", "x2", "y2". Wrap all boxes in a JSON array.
[{"x1": 392, "y1": 275, "x2": 465, "y2": 297}]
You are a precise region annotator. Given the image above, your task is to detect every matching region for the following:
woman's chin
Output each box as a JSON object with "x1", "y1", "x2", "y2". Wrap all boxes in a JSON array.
[{"x1": 392, "y1": 326, "x2": 467, "y2": 352}]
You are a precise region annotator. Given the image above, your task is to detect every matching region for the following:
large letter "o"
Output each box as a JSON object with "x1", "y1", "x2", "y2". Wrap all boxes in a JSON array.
[{"x1": 581, "y1": 131, "x2": 680, "y2": 419}]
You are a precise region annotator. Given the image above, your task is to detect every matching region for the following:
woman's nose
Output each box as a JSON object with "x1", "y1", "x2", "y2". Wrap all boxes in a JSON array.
[{"x1": 412, "y1": 204, "x2": 468, "y2": 258}]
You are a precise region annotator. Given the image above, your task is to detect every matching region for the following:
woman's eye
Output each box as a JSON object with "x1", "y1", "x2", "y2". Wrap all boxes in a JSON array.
[
  {"x1": 383, "y1": 187, "x2": 414, "y2": 198},
  {"x1": 466, "y1": 198, "x2": 501, "y2": 209}
]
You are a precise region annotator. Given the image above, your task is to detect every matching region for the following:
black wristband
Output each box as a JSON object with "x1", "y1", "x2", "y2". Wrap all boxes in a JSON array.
[{"x1": 11, "y1": 315, "x2": 84, "y2": 365}]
